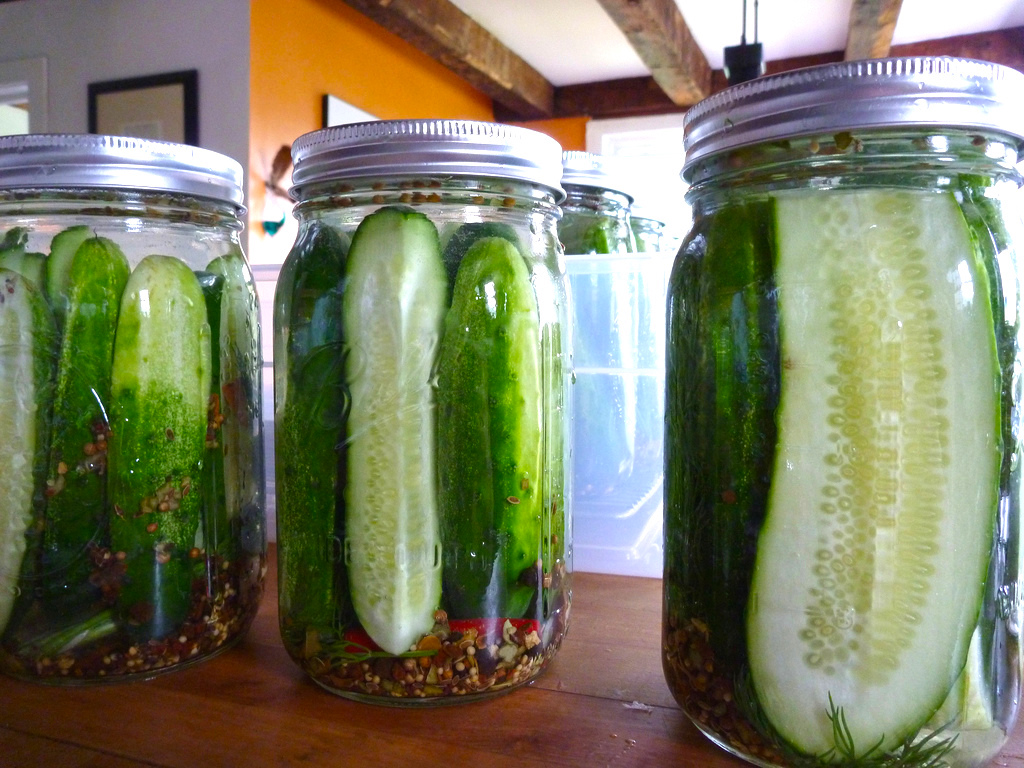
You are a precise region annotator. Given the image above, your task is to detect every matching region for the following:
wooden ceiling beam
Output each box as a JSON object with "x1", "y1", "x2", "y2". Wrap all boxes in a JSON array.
[
  {"x1": 594, "y1": 0, "x2": 712, "y2": 106},
  {"x1": 550, "y1": 77, "x2": 686, "y2": 121},
  {"x1": 845, "y1": 0, "x2": 904, "y2": 60},
  {"x1": 533, "y1": 26, "x2": 1024, "y2": 122},
  {"x1": 338, "y1": 0, "x2": 555, "y2": 119}
]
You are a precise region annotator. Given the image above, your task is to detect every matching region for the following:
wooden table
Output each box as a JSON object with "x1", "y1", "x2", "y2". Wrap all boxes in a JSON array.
[{"x1": 2, "y1": 547, "x2": 1023, "y2": 767}]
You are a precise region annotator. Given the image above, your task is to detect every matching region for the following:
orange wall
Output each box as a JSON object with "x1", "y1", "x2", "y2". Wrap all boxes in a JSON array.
[
  {"x1": 249, "y1": 0, "x2": 591, "y2": 264},
  {"x1": 249, "y1": 0, "x2": 494, "y2": 263},
  {"x1": 516, "y1": 116, "x2": 588, "y2": 154}
]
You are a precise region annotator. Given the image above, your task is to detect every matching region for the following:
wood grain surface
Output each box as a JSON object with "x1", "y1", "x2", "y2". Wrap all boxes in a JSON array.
[{"x1": 1, "y1": 546, "x2": 1022, "y2": 767}]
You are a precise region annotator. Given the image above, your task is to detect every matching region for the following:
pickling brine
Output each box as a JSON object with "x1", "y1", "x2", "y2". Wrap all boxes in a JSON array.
[
  {"x1": 0, "y1": 135, "x2": 266, "y2": 682},
  {"x1": 664, "y1": 59, "x2": 1024, "y2": 767}
]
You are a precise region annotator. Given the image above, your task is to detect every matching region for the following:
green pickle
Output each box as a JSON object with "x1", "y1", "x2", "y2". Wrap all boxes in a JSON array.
[
  {"x1": 664, "y1": 128, "x2": 1022, "y2": 766},
  {"x1": 41, "y1": 237, "x2": 130, "y2": 603},
  {"x1": 107, "y1": 255, "x2": 211, "y2": 639},
  {"x1": 438, "y1": 236, "x2": 543, "y2": 621},
  {"x1": 274, "y1": 220, "x2": 350, "y2": 653}
]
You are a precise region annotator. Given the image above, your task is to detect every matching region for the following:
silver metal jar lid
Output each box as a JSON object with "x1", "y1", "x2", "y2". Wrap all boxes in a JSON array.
[
  {"x1": 683, "y1": 57, "x2": 1024, "y2": 180},
  {"x1": 561, "y1": 150, "x2": 634, "y2": 201},
  {"x1": 290, "y1": 119, "x2": 565, "y2": 201},
  {"x1": 0, "y1": 134, "x2": 244, "y2": 206}
]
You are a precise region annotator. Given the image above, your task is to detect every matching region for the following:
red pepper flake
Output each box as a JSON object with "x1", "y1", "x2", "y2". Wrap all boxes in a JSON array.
[
  {"x1": 721, "y1": 489, "x2": 738, "y2": 504},
  {"x1": 146, "y1": 522, "x2": 158, "y2": 534},
  {"x1": 114, "y1": 504, "x2": 125, "y2": 519}
]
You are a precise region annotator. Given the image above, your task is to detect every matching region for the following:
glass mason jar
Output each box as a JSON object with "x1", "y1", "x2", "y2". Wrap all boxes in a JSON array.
[
  {"x1": 275, "y1": 120, "x2": 572, "y2": 704},
  {"x1": 0, "y1": 134, "x2": 266, "y2": 682},
  {"x1": 663, "y1": 58, "x2": 1024, "y2": 767},
  {"x1": 561, "y1": 152, "x2": 666, "y2": 577},
  {"x1": 630, "y1": 210, "x2": 666, "y2": 253}
]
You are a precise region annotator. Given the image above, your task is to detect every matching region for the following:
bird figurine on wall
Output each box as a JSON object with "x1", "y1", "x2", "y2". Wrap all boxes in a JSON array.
[{"x1": 262, "y1": 144, "x2": 292, "y2": 236}]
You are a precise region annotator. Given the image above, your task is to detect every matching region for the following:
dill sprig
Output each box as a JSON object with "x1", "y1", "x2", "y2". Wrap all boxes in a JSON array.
[
  {"x1": 322, "y1": 637, "x2": 434, "y2": 667},
  {"x1": 819, "y1": 693, "x2": 957, "y2": 768},
  {"x1": 734, "y1": 669, "x2": 958, "y2": 768}
]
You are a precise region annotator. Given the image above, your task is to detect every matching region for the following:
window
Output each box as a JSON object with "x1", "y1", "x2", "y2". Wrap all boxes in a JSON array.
[
  {"x1": 586, "y1": 112, "x2": 690, "y2": 247},
  {"x1": 0, "y1": 56, "x2": 47, "y2": 134}
]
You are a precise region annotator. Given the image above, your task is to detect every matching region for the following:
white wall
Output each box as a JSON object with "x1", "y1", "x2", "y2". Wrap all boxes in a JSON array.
[{"x1": 0, "y1": 0, "x2": 249, "y2": 174}]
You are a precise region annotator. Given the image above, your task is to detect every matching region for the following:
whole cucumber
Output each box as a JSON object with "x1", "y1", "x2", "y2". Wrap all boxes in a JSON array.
[
  {"x1": 208, "y1": 248, "x2": 262, "y2": 526},
  {"x1": 664, "y1": 200, "x2": 780, "y2": 674},
  {"x1": 108, "y1": 254, "x2": 211, "y2": 639},
  {"x1": 41, "y1": 236, "x2": 130, "y2": 599},
  {"x1": 198, "y1": 247, "x2": 263, "y2": 557},
  {"x1": 274, "y1": 221, "x2": 350, "y2": 643},
  {"x1": 441, "y1": 221, "x2": 521, "y2": 302},
  {"x1": 438, "y1": 236, "x2": 543, "y2": 619}
]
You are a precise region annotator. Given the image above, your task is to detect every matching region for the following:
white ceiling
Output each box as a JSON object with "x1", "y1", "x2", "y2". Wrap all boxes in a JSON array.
[{"x1": 448, "y1": 0, "x2": 1024, "y2": 87}]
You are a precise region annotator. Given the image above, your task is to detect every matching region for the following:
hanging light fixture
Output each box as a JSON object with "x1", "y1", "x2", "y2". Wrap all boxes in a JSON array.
[{"x1": 724, "y1": 0, "x2": 766, "y2": 85}]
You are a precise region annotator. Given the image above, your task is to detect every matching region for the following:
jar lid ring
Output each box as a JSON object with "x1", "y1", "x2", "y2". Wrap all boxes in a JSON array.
[
  {"x1": 683, "y1": 56, "x2": 1024, "y2": 179},
  {"x1": 290, "y1": 119, "x2": 565, "y2": 202},
  {"x1": 0, "y1": 133, "x2": 244, "y2": 206}
]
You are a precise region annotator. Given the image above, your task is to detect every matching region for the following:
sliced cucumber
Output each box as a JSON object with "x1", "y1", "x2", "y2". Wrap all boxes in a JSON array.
[
  {"x1": 0, "y1": 270, "x2": 56, "y2": 634},
  {"x1": 0, "y1": 249, "x2": 47, "y2": 292},
  {"x1": 343, "y1": 206, "x2": 446, "y2": 655},
  {"x1": 747, "y1": 189, "x2": 999, "y2": 755},
  {"x1": 929, "y1": 626, "x2": 993, "y2": 731},
  {"x1": 45, "y1": 225, "x2": 92, "y2": 327}
]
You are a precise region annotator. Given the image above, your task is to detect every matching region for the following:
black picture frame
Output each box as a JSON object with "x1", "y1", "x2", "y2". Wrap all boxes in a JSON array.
[{"x1": 88, "y1": 69, "x2": 198, "y2": 145}]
